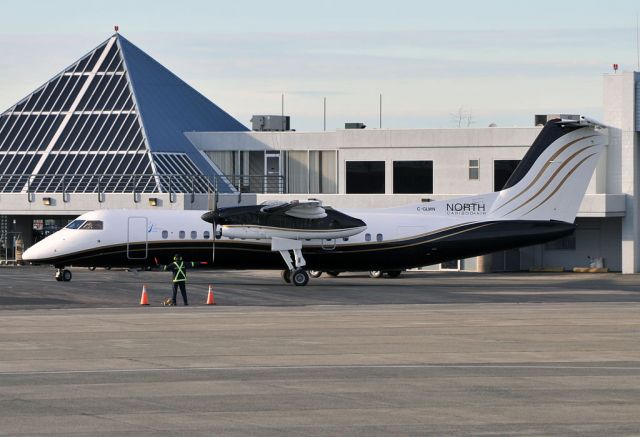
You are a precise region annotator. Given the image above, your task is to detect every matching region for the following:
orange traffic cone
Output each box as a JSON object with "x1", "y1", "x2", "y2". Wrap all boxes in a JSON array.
[
  {"x1": 140, "y1": 284, "x2": 150, "y2": 306},
  {"x1": 206, "y1": 284, "x2": 216, "y2": 305}
]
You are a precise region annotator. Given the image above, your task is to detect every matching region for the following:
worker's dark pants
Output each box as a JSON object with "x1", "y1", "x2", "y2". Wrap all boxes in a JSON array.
[{"x1": 172, "y1": 282, "x2": 188, "y2": 305}]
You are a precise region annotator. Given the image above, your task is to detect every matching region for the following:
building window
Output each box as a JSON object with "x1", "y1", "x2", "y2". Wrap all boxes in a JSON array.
[
  {"x1": 545, "y1": 235, "x2": 576, "y2": 250},
  {"x1": 346, "y1": 161, "x2": 385, "y2": 194},
  {"x1": 179, "y1": 230, "x2": 185, "y2": 239},
  {"x1": 287, "y1": 150, "x2": 338, "y2": 194},
  {"x1": 190, "y1": 231, "x2": 197, "y2": 239},
  {"x1": 494, "y1": 160, "x2": 521, "y2": 191},
  {"x1": 203, "y1": 230, "x2": 210, "y2": 239},
  {"x1": 161, "y1": 230, "x2": 168, "y2": 239},
  {"x1": 393, "y1": 161, "x2": 433, "y2": 194},
  {"x1": 469, "y1": 160, "x2": 479, "y2": 180}
]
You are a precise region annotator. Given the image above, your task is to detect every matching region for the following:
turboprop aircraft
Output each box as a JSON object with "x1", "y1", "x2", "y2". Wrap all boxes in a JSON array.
[{"x1": 23, "y1": 117, "x2": 607, "y2": 285}]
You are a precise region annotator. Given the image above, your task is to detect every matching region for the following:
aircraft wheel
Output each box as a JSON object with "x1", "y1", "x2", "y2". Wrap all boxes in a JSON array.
[
  {"x1": 55, "y1": 275, "x2": 63, "y2": 282},
  {"x1": 292, "y1": 269, "x2": 309, "y2": 286},
  {"x1": 386, "y1": 270, "x2": 402, "y2": 278},
  {"x1": 281, "y1": 269, "x2": 291, "y2": 284},
  {"x1": 326, "y1": 271, "x2": 341, "y2": 277},
  {"x1": 62, "y1": 269, "x2": 72, "y2": 282},
  {"x1": 88, "y1": 266, "x2": 96, "y2": 271},
  {"x1": 308, "y1": 270, "x2": 323, "y2": 278},
  {"x1": 369, "y1": 270, "x2": 383, "y2": 279}
]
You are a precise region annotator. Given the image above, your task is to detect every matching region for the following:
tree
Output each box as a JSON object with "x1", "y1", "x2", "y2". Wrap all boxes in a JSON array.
[{"x1": 451, "y1": 107, "x2": 474, "y2": 128}]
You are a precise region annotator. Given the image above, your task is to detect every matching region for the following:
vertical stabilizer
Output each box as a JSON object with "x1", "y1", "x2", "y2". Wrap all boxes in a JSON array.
[{"x1": 488, "y1": 118, "x2": 607, "y2": 223}]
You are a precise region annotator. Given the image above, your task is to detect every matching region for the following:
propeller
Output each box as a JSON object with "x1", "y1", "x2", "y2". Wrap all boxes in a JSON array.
[{"x1": 211, "y1": 191, "x2": 218, "y2": 265}]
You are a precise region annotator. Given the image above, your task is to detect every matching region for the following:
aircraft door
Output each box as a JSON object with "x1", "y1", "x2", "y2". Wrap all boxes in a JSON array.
[{"x1": 127, "y1": 216, "x2": 148, "y2": 260}]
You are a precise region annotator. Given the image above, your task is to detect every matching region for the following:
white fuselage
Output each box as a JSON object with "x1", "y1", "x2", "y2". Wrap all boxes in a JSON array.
[{"x1": 23, "y1": 203, "x2": 479, "y2": 262}]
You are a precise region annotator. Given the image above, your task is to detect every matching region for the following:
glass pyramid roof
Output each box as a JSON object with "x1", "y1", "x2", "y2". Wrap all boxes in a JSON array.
[{"x1": 0, "y1": 33, "x2": 247, "y2": 193}]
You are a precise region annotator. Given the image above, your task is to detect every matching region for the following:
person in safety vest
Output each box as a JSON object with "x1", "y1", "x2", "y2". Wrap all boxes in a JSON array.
[{"x1": 163, "y1": 254, "x2": 196, "y2": 305}]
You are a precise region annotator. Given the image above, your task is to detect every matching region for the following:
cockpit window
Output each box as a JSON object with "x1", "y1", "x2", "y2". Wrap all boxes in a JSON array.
[
  {"x1": 65, "y1": 220, "x2": 85, "y2": 229},
  {"x1": 80, "y1": 220, "x2": 103, "y2": 230}
]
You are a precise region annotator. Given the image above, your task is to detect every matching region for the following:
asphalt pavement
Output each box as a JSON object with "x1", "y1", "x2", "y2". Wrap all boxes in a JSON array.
[{"x1": 1, "y1": 267, "x2": 639, "y2": 435}]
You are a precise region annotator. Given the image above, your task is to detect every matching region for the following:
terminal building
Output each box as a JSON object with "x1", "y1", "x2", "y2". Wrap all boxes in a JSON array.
[{"x1": 1, "y1": 33, "x2": 639, "y2": 273}]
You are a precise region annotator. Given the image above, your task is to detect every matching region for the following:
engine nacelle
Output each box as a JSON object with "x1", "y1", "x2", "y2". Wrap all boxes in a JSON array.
[{"x1": 220, "y1": 225, "x2": 366, "y2": 241}]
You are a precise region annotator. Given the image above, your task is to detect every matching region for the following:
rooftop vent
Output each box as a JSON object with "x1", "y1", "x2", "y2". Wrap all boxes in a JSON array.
[
  {"x1": 534, "y1": 114, "x2": 580, "y2": 126},
  {"x1": 251, "y1": 115, "x2": 290, "y2": 131},
  {"x1": 345, "y1": 122, "x2": 366, "y2": 129}
]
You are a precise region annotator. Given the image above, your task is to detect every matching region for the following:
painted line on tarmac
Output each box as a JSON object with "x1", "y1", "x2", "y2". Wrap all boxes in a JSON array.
[{"x1": 1, "y1": 363, "x2": 639, "y2": 376}]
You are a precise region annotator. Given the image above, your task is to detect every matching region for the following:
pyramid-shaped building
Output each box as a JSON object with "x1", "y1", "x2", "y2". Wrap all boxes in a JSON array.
[{"x1": 0, "y1": 33, "x2": 247, "y2": 194}]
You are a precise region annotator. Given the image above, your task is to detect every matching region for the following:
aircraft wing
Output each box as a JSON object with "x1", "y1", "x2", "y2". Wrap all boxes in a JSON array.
[{"x1": 260, "y1": 200, "x2": 328, "y2": 219}]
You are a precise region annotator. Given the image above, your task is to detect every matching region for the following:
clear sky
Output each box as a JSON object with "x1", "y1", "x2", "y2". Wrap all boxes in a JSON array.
[{"x1": 1, "y1": 0, "x2": 639, "y2": 130}]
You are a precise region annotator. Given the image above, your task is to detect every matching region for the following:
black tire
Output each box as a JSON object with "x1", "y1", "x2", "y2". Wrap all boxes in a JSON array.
[
  {"x1": 281, "y1": 269, "x2": 291, "y2": 284},
  {"x1": 62, "y1": 269, "x2": 72, "y2": 282},
  {"x1": 369, "y1": 270, "x2": 383, "y2": 279},
  {"x1": 326, "y1": 271, "x2": 341, "y2": 277},
  {"x1": 386, "y1": 270, "x2": 402, "y2": 278},
  {"x1": 55, "y1": 275, "x2": 63, "y2": 282},
  {"x1": 308, "y1": 270, "x2": 323, "y2": 278},
  {"x1": 292, "y1": 269, "x2": 309, "y2": 286},
  {"x1": 88, "y1": 266, "x2": 96, "y2": 271}
]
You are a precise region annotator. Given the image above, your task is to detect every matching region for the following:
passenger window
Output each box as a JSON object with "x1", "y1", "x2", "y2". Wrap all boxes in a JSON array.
[
  {"x1": 203, "y1": 231, "x2": 210, "y2": 239},
  {"x1": 191, "y1": 231, "x2": 197, "y2": 239},
  {"x1": 376, "y1": 233, "x2": 383, "y2": 242},
  {"x1": 162, "y1": 230, "x2": 168, "y2": 239},
  {"x1": 365, "y1": 233, "x2": 371, "y2": 242},
  {"x1": 179, "y1": 230, "x2": 185, "y2": 239}
]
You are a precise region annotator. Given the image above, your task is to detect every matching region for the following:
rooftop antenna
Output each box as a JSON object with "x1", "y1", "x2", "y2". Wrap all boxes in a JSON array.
[
  {"x1": 114, "y1": 25, "x2": 119, "y2": 33},
  {"x1": 636, "y1": 13, "x2": 639, "y2": 70},
  {"x1": 379, "y1": 93, "x2": 382, "y2": 129},
  {"x1": 323, "y1": 97, "x2": 327, "y2": 131}
]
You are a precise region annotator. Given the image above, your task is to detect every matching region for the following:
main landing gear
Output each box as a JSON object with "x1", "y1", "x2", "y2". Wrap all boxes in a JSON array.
[
  {"x1": 281, "y1": 268, "x2": 310, "y2": 286},
  {"x1": 273, "y1": 237, "x2": 311, "y2": 287},
  {"x1": 55, "y1": 268, "x2": 72, "y2": 282},
  {"x1": 369, "y1": 270, "x2": 403, "y2": 279}
]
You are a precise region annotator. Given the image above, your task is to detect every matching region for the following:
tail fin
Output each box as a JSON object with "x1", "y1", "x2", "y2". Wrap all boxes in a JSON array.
[{"x1": 489, "y1": 117, "x2": 607, "y2": 223}]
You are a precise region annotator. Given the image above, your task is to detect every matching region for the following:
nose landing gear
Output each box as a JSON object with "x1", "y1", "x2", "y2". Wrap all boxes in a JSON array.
[{"x1": 55, "y1": 268, "x2": 72, "y2": 282}]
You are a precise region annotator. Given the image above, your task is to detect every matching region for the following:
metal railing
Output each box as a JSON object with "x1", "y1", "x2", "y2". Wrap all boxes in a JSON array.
[{"x1": 0, "y1": 173, "x2": 286, "y2": 201}]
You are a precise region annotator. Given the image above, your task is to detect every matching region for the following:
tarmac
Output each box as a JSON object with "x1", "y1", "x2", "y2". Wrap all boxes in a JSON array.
[{"x1": 1, "y1": 266, "x2": 639, "y2": 435}]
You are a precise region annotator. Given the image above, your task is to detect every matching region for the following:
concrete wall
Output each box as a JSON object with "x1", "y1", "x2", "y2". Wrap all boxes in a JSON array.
[
  {"x1": 603, "y1": 72, "x2": 640, "y2": 272},
  {"x1": 0, "y1": 193, "x2": 258, "y2": 216},
  {"x1": 520, "y1": 217, "x2": 622, "y2": 272}
]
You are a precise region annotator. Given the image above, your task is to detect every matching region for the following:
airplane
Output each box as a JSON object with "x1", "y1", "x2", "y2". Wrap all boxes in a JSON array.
[{"x1": 23, "y1": 116, "x2": 608, "y2": 285}]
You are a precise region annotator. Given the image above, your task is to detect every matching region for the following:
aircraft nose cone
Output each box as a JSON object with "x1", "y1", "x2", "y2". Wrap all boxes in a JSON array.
[
  {"x1": 22, "y1": 241, "x2": 51, "y2": 262},
  {"x1": 22, "y1": 246, "x2": 37, "y2": 261}
]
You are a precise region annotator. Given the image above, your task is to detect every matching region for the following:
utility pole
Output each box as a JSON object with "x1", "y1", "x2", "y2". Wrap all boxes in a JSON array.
[{"x1": 379, "y1": 93, "x2": 382, "y2": 129}]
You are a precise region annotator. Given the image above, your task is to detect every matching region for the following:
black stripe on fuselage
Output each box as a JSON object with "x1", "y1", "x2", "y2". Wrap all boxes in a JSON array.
[{"x1": 38, "y1": 220, "x2": 575, "y2": 271}]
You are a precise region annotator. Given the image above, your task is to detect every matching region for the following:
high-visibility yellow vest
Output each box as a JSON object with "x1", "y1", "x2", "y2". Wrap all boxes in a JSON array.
[{"x1": 166, "y1": 261, "x2": 187, "y2": 282}]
